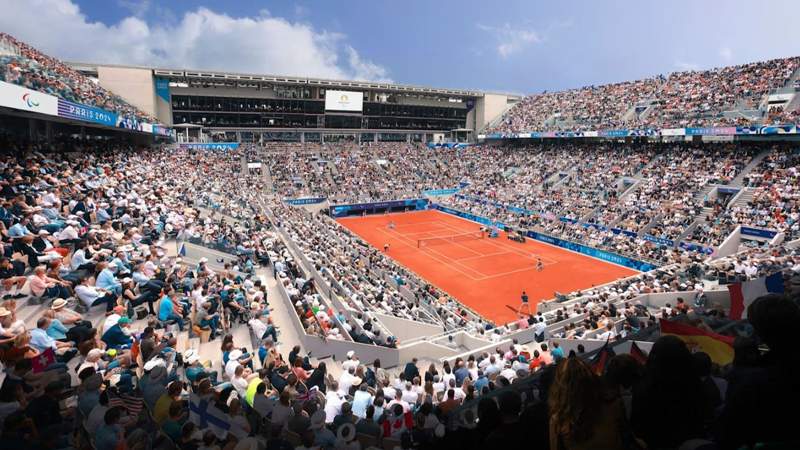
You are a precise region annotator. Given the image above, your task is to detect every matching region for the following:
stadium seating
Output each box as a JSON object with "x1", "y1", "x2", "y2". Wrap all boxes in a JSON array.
[
  {"x1": 488, "y1": 56, "x2": 800, "y2": 132},
  {"x1": 0, "y1": 33, "x2": 155, "y2": 122},
  {"x1": 1, "y1": 34, "x2": 800, "y2": 450}
]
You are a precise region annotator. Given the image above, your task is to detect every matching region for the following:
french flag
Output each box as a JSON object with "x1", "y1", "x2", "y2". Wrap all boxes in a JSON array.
[{"x1": 728, "y1": 273, "x2": 784, "y2": 320}]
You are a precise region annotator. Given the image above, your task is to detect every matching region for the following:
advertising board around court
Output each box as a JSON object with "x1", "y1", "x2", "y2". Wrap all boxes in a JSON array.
[
  {"x1": 178, "y1": 142, "x2": 240, "y2": 151},
  {"x1": 526, "y1": 231, "x2": 659, "y2": 272},
  {"x1": 284, "y1": 197, "x2": 327, "y2": 206},
  {"x1": 429, "y1": 202, "x2": 656, "y2": 272},
  {"x1": 330, "y1": 198, "x2": 429, "y2": 217},
  {"x1": 429, "y1": 203, "x2": 506, "y2": 230}
]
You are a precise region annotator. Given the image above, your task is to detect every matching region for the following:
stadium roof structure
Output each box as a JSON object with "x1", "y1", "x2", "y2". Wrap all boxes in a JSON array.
[{"x1": 67, "y1": 62, "x2": 514, "y2": 98}]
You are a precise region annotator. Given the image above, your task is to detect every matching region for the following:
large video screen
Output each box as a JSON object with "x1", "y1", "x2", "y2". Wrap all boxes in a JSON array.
[{"x1": 325, "y1": 90, "x2": 363, "y2": 112}]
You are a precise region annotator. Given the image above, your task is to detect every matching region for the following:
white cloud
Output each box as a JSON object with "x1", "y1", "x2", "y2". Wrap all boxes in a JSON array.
[
  {"x1": 719, "y1": 47, "x2": 733, "y2": 61},
  {"x1": 294, "y1": 5, "x2": 309, "y2": 17},
  {"x1": 477, "y1": 23, "x2": 542, "y2": 58},
  {"x1": 0, "y1": 0, "x2": 391, "y2": 82},
  {"x1": 675, "y1": 60, "x2": 700, "y2": 71},
  {"x1": 117, "y1": 0, "x2": 151, "y2": 18},
  {"x1": 345, "y1": 46, "x2": 392, "y2": 82}
]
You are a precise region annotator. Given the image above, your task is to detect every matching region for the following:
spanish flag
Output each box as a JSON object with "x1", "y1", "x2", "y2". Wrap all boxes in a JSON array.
[{"x1": 660, "y1": 320, "x2": 734, "y2": 366}]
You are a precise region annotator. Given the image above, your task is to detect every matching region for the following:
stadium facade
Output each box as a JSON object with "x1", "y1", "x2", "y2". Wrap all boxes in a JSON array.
[{"x1": 68, "y1": 62, "x2": 521, "y2": 143}]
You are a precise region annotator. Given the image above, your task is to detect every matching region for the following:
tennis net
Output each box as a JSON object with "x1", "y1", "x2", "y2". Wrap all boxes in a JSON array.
[{"x1": 417, "y1": 230, "x2": 485, "y2": 248}]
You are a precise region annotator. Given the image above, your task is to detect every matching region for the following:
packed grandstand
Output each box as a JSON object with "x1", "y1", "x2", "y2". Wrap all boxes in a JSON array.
[{"x1": 0, "y1": 31, "x2": 798, "y2": 450}]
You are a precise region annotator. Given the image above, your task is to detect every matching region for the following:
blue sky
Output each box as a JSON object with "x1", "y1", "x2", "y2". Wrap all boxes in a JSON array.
[{"x1": 2, "y1": 0, "x2": 799, "y2": 94}]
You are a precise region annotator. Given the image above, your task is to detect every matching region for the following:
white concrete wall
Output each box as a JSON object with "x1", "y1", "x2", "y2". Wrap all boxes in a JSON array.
[
  {"x1": 475, "y1": 93, "x2": 513, "y2": 132},
  {"x1": 372, "y1": 312, "x2": 445, "y2": 343},
  {"x1": 715, "y1": 225, "x2": 742, "y2": 259},
  {"x1": 96, "y1": 66, "x2": 157, "y2": 118}
]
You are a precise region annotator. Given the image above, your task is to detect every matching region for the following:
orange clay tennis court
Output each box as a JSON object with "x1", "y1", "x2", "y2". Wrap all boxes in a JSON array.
[{"x1": 337, "y1": 209, "x2": 637, "y2": 324}]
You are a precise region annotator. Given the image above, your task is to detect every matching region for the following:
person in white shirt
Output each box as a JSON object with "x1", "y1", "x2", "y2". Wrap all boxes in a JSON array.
[
  {"x1": 102, "y1": 305, "x2": 127, "y2": 335},
  {"x1": 324, "y1": 382, "x2": 345, "y2": 423},
  {"x1": 231, "y1": 365, "x2": 250, "y2": 398},
  {"x1": 500, "y1": 364, "x2": 517, "y2": 382},
  {"x1": 447, "y1": 379, "x2": 466, "y2": 401},
  {"x1": 75, "y1": 278, "x2": 117, "y2": 311},
  {"x1": 483, "y1": 356, "x2": 501, "y2": 377},
  {"x1": 341, "y1": 350, "x2": 359, "y2": 373},
  {"x1": 70, "y1": 247, "x2": 95, "y2": 271},
  {"x1": 533, "y1": 317, "x2": 547, "y2": 342},
  {"x1": 441, "y1": 368, "x2": 455, "y2": 388},
  {"x1": 225, "y1": 349, "x2": 248, "y2": 380},
  {"x1": 58, "y1": 222, "x2": 80, "y2": 243},
  {"x1": 380, "y1": 379, "x2": 397, "y2": 401},
  {"x1": 400, "y1": 382, "x2": 418, "y2": 405},
  {"x1": 338, "y1": 366, "x2": 361, "y2": 396},
  {"x1": 597, "y1": 323, "x2": 617, "y2": 342},
  {"x1": 386, "y1": 390, "x2": 410, "y2": 413}
]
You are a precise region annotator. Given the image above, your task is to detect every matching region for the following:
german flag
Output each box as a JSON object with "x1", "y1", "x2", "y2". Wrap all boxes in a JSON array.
[
  {"x1": 590, "y1": 339, "x2": 616, "y2": 375},
  {"x1": 659, "y1": 320, "x2": 734, "y2": 366},
  {"x1": 629, "y1": 341, "x2": 649, "y2": 365}
]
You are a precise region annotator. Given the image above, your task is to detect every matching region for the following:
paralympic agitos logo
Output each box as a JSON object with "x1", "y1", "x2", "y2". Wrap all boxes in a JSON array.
[{"x1": 22, "y1": 93, "x2": 40, "y2": 108}]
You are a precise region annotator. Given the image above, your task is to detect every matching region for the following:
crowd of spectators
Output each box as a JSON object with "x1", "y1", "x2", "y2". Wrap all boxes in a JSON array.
[
  {"x1": 264, "y1": 142, "x2": 460, "y2": 204},
  {"x1": 256, "y1": 139, "x2": 800, "y2": 265},
  {"x1": 0, "y1": 136, "x2": 798, "y2": 450},
  {"x1": 269, "y1": 201, "x2": 485, "y2": 336},
  {"x1": 489, "y1": 56, "x2": 800, "y2": 133},
  {"x1": 0, "y1": 33, "x2": 156, "y2": 123}
]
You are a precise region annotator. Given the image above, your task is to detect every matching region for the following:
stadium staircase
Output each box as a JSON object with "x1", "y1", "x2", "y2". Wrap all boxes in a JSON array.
[
  {"x1": 783, "y1": 92, "x2": 800, "y2": 116},
  {"x1": 477, "y1": 101, "x2": 519, "y2": 134},
  {"x1": 262, "y1": 161, "x2": 275, "y2": 193},
  {"x1": 730, "y1": 148, "x2": 771, "y2": 186},
  {"x1": 578, "y1": 176, "x2": 640, "y2": 224},
  {"x1": 622, "y1": 104, "x2": 640, "y2": 123},
  {"x1": 730, "y1": 187, "x2": 755, "y2": 211},
  {"x1": 678, "y1": 184, "x2": 721, "y2": 246},
  {"x1": 638, "y1": 213, "x2": 663, "y2": 237},
  {"x1": 548, "y1": 169, "x2": 574, "y2": 189},
  {"x1": 676, "y1": 220, "x2": 700, "y2": 247}
]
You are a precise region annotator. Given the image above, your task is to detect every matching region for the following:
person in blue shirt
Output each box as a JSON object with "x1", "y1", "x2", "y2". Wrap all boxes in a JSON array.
[
  {"x1": 158, "y1": 289, "x2": 185, "y2": 331},
  {"x1": 551, "y1": 341, "x2": 565, "y2": 363},
  {"x1": 95, "y1": 262, "x2": 122, "y2": 295},
  {"x1": 454, "y1": 360, "x2": 470, "y2": 387},
  {"x1": 7, "y1": 219, "x2": 32, "y2": 239},
  {"x1": 94, "y1": 407, "x2": 124, "y2": 450},
  {"x1": 30, "y1": 316, "x2": 75, "y2": 362},
  {"x1": 44, "y1": 311, "x2": 68, "y2": 341},
  {"x1": 473, "y1": 370, "x2": 489, "y2": 394},
  {"x1": 101, "y1": 316, "x2": 133, "y2": 349}
]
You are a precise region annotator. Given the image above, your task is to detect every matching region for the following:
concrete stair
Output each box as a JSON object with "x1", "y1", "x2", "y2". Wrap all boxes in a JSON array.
[
  {"x1": 730, "y1": 187, "x2": 755, "y2": 210},
  {"x1": 638, "y1": 213, "x2": 663, "y2": 237},
  {"x1": 730, "y1": 148, "x2": 771, "y2": 187}
]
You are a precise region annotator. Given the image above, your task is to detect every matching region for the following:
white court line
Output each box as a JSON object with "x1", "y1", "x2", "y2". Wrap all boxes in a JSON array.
[
  {"x1": 428, "y1": 209, "x2": 640, "y2": 274},
  {"x1": 392, "y1": 221, "x2": 450, "y2": 229},
  {"x1": 475, "y1": 263, "x2": 557, "y2": 281},
  {"x1": 395, "y1": 228, "x2": 452, "y2": 237},
  {"x1": 386, "y1": 228, "x2": 492, "y2": 278},
  {"x1": 417, "y1": 233, "x2": 485, "y2": 258},
  {"x1": 437, "y1": 220, "x2": 559, "y2": 265},
  {"x1": 377, "y1": 228, "x2": 488, "y2": 280},
  {"x1": 454, "y1": 250, "x2": 511, "y2": 262},
  {"x1": 379, "y1": 224, "x2": 556, "y2": 282},
  {"x1": 384, "y1": 226, "x2": 552, "y2": 281}
]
